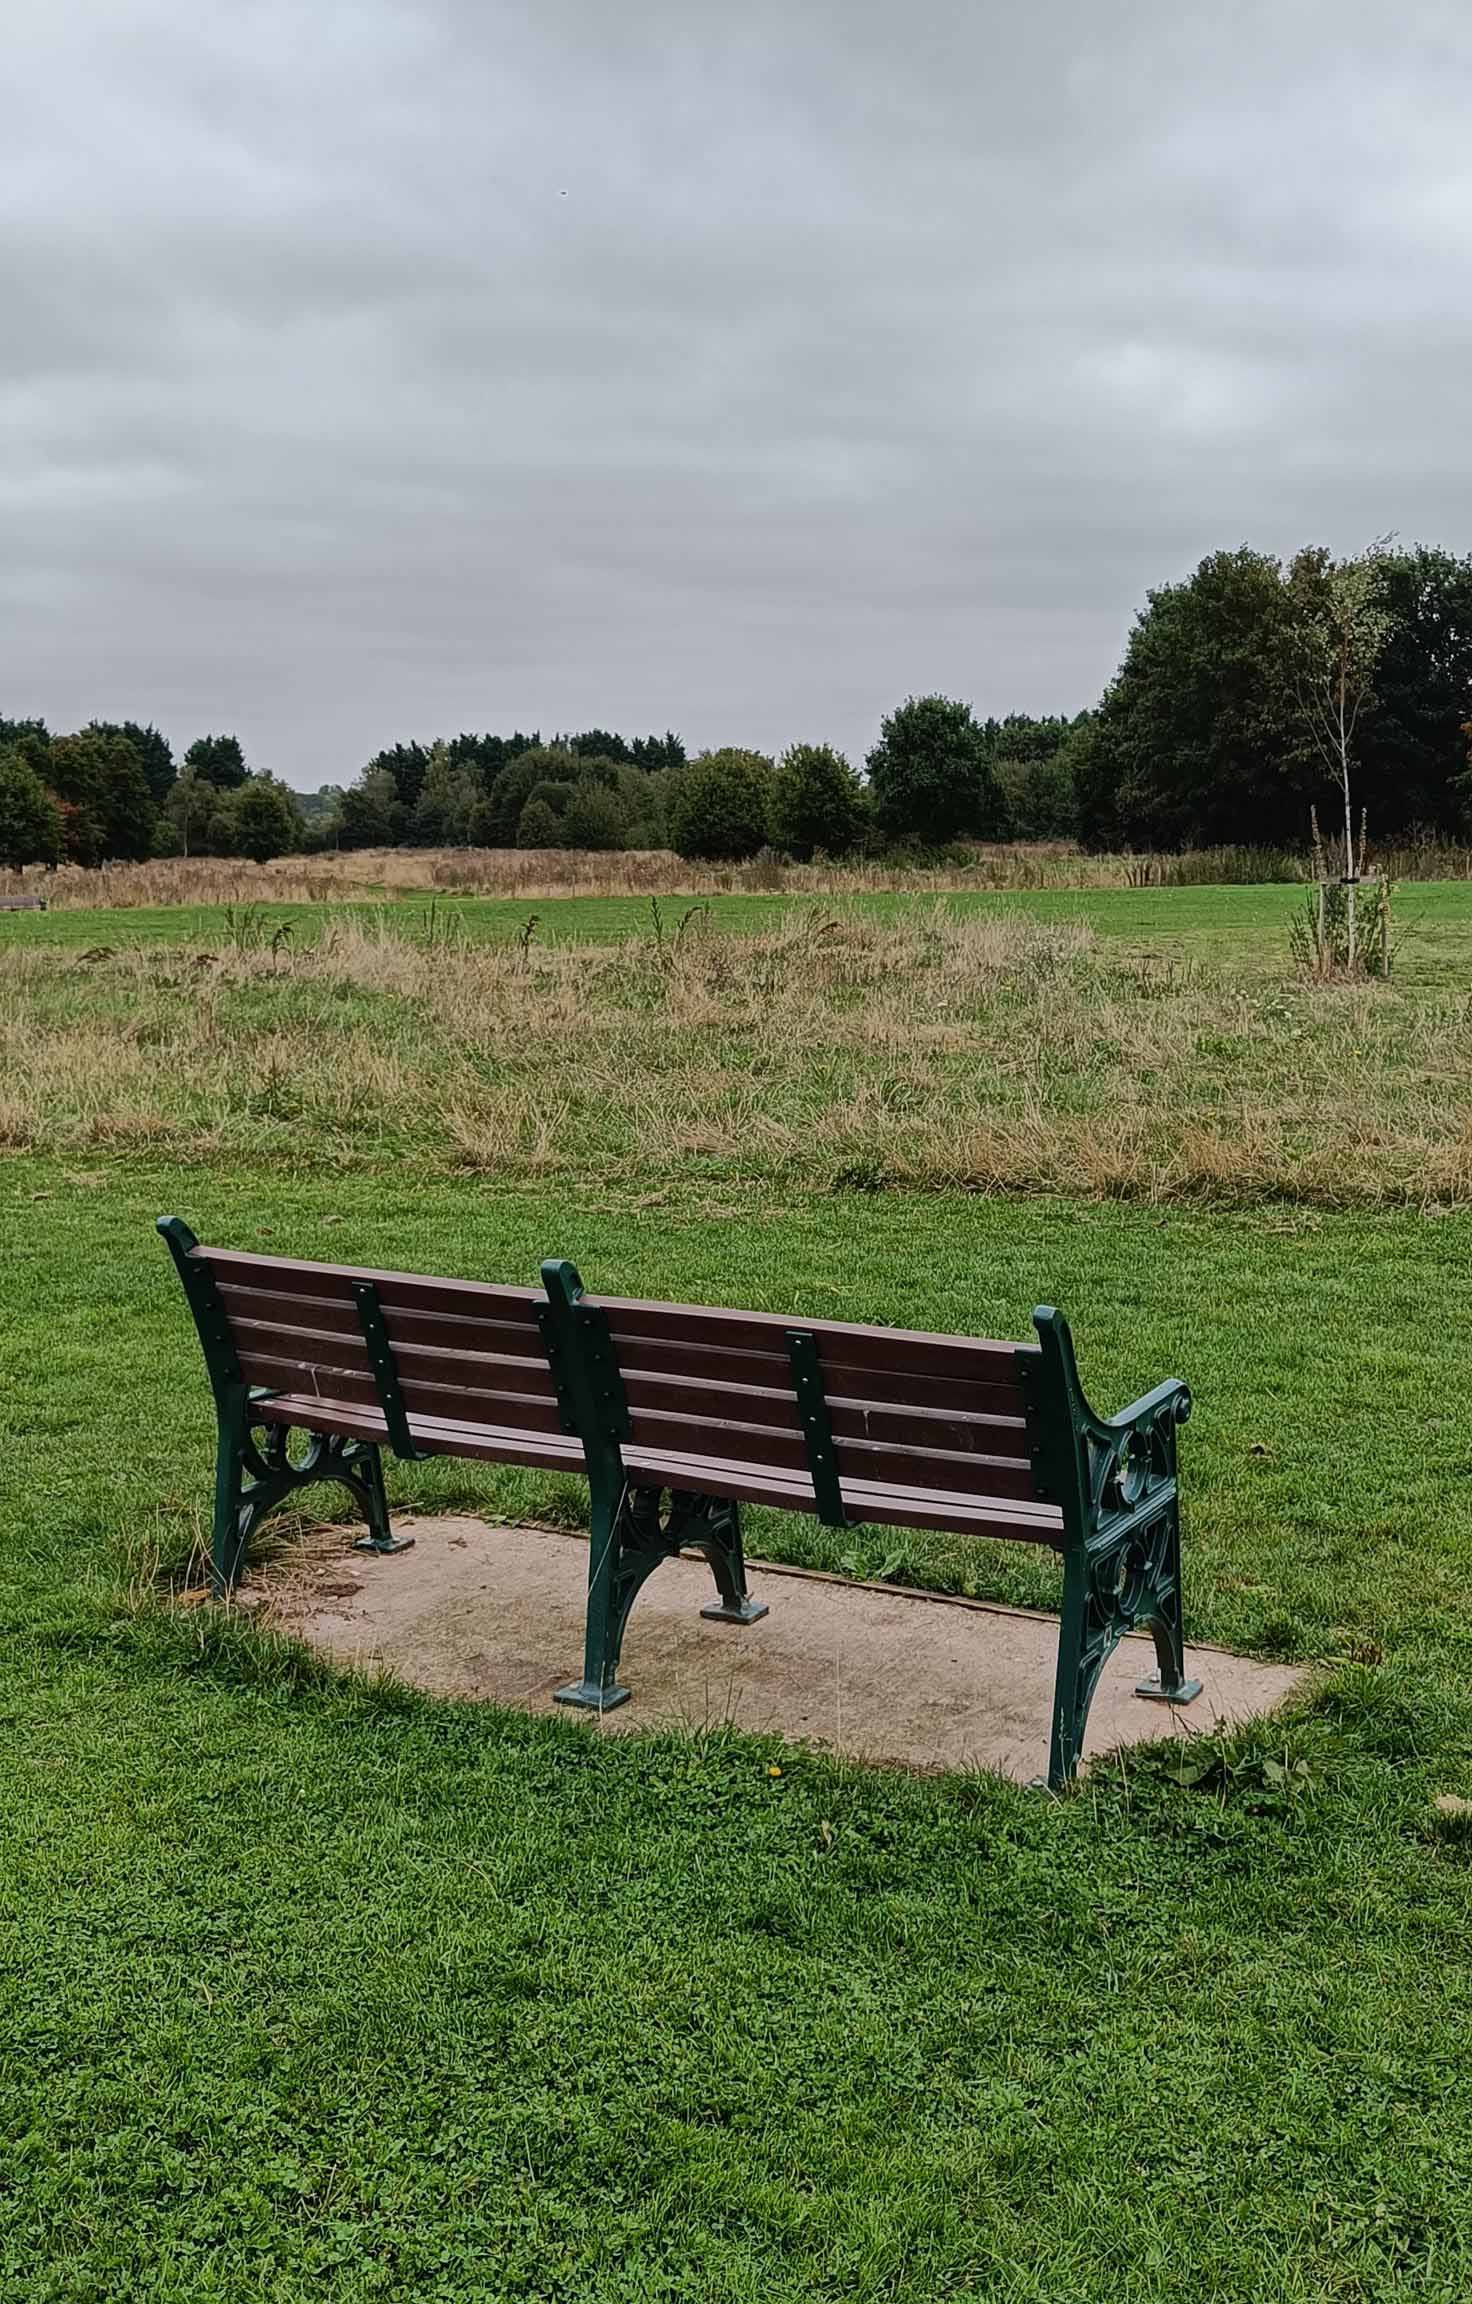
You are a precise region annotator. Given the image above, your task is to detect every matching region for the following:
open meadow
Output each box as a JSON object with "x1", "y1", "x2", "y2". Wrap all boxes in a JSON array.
[{"x1": 6, "y1": 875, "x2": 1472, "y2": 2300}]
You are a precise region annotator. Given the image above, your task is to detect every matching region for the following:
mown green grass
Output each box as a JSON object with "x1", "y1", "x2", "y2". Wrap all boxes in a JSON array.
[
  {"x1": 5, "y1": 874, "x2": 1471, "y2": 976},
  {"x1": 6, "y1": 1151, "x2": 1472, "y2": 2299}
]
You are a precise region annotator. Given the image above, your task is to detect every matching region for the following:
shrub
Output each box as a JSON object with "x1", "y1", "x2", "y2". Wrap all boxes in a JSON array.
[
  {"x1": 232, "y1": 776, "x2": 303, "y2": 863},
  {"x1": 769, "y1": 743, "x2": 867, "y2": 858},
  {"x1": 667, "y1": 749, "x2": 774, "y2": 860},
  {"x1": 866, "y1": 695, "x2": 1005, "y2": 841}
]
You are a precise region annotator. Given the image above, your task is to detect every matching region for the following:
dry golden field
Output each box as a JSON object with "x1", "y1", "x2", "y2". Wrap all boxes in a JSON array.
[{"x1": 5, "y1": 900, "x2": 1471, "y2": 1208}]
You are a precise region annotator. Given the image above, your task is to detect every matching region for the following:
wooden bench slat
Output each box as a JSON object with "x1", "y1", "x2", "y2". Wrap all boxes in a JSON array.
[
  {"x1": 252, "y1": 1397, "x2": 1059, "y2": 1542},
  {"x1": 608, "y1": 1330, "x2": 1028, "y2": 1419},
  {"x1": 231, "y1": 1313, "x2": 558, "y2": 1400},
  {"x1": 204, "y1": 1249, "x2": 544, "y2": 1325},
  {"x1": 621, "y1": 1403, "x2": 1039, "y2": 1503},
  {"x1": 619, "y1": 1361, "x2": 1030, "y2": 1449},
  {"x1": 619, "y1": 1444, "x2": 1065, "y2": 1542},
  {"x1": 238, "y1": 1351, "x2": 566, "y2": 1436},
  {"x1": 253, "y1": 1394, "x2": 583, "y2": 1475},
  {"x1": 220, "y1": 1282, "x2": 552, "y2": 1364},
  {"x1": 599, "y1": 1293, "x2": 1024, "y2": 1385}
]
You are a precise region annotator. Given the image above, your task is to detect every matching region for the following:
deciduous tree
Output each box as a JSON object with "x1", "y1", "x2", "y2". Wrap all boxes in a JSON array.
[
  {"x1": 769, "y1": 743, "x2": 866, "y2": 858},
  {"x1": 0, "y1": 753, "x2": 62, "y2": 866},
  {"x1": 865, "y1": 695, "x2": 1005, "y2": 843},
  {"x1": 666, "y1": 749, "x2": 774, "y2": 859}
]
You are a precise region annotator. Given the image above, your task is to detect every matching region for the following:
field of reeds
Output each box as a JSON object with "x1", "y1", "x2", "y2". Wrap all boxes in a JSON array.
[
  {"x1": 12, "y1": 833, "x2": 1472, "y2": 915},
  {"x1": 6, "y1": 897, "x2": 1472, "y2": 1208},
  {"x1": 0, "y1": 839, "x2": 1178, "y2": 911}
]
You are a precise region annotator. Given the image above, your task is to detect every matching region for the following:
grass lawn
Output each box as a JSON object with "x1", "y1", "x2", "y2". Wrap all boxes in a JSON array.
[
  {"x1": 6, "y1": 884, "x2": 1472, "y2": 2299},
  {"x1": 6, "y1": 873, "x2": 1472, "y2": 975}
]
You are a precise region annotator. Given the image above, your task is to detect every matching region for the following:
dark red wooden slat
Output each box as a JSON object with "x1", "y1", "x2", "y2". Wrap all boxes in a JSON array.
[
  {"x1": 828, "y1": 1394, "x2": 1028, "y2": 1450},
  {"x1": 219, "y1": 1285, "x2": 364, "y2": 1339},
  {"x1": 396, "y1": 1379, "x2": 564, "y2": 1435},
  {"x1": 238, "y1": 1351, "x2": 566, "y2": 1437},
  {"x1": 835, "y1": 1438, "x2": 1038, "y2": 1502},
  {"x1": 220, "y1": 1282, "x2": 551, "y2": 1360},
  {"x1": 229, "y1": 1312, "x2": 557, "y2": 1401},
  {"x1": 599, "y1": 1291, "x2": 1024, "y2": 1383},
  {"x1": 233, "y1": 1317, "x2": 371, "y2": 1366},
  {"x1": 239, "y1": 1348, "x2": 375, "y2": 1402},
  {"x1": 609, "y1": 1329, "x2": 1026, "y2": 1419},
  {"x1": 253, "y1": 1395, "x2": 582, "y2": 1476},
  {"x1": 621, "y1": 1403, "x2": 1038, "y2": 1504},
  {"x1": 621, "y1": 1362, "x2": 1028, "y2": 1450},
  {"x1": 202, "y1": 1248, "x2": 543, "y2": 1324},
  {"x1": 621, "y1": 1364, "x2": 801, "y2": 1433},
  {"x1": 620, "y1": 1444, "x2": 1064, "y2": 1543}
]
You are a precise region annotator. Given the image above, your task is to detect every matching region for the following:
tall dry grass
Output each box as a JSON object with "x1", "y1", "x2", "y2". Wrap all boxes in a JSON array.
[
  {"x1": 0, "y1": 839, "x2": 1300, "y2": 911},
  {"x1": 4, "y1": 905, "x2": 1472, "y2": 1208},
  {"x1": 16, "y1": 834, "x2": 1472, "y2": 914}
]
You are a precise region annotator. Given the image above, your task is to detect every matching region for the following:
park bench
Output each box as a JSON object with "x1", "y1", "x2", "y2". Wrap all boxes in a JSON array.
[
  {"x1": 159, "y1": 1219, "x2": 1201, "y2": 1786},
  {"x1": 0, "y1": 895, "x2": 47, "y2": 912}
]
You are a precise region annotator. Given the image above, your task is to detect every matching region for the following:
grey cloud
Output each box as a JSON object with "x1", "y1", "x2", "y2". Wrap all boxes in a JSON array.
[{"x1": 3, "y1": 0, "x2": 1471, "y2": 782}]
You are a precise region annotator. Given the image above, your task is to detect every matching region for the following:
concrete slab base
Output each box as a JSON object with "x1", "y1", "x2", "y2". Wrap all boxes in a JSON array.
[{"x1": 257, "y1": 1514, "x2": 1308, "y2": 1785}]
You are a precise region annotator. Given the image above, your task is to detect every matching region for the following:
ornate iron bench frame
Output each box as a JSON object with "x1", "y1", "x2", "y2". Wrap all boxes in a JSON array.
[{"x1": 160, "y1": 1218, "x2": 1200, "y2": 1788}]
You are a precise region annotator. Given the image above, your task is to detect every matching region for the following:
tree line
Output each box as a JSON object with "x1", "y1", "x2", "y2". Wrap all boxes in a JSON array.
[
  {"x1": 0, "y1": 706, "x2": 1080, "y2": 868},
  {"x1": 1075, "y1": 542, "x2": 1472, "y2": 850},
  {"x1": 5, "y1": 539, "x2": 1470, "y2": 870},
  {"x1": 330, "y1": 710, "x2": 1081, "y2": 863},
  {"x1": 0, "y1": 722, "x2": 307, "y2": 869}
]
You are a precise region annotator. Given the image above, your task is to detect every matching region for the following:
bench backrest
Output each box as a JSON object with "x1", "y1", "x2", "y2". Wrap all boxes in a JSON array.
[
  {"x1": 164, "y1": 1229, "x2": 1058, "y2": 1539},
  {"x1": 185, "y1": 1243, "x2": 572, "y2": 1468},
  {"x1": 583, "y1": 1284, "x2": 1048, "y2": 1527}
]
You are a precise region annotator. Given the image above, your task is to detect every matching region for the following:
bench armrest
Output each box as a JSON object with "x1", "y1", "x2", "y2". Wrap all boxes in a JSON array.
[
  {"x1": 1027, "y1": 1309, "x2": 1192, "y2": 1548},
  {"x1": 1104, "y1": 1375, "x2": 1191, "y2": 1438}
]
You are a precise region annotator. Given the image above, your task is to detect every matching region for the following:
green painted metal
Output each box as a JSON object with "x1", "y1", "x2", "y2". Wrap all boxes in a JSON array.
[
  {"x1": 786, "y1": 1329, "x2": 846, "y2": 1528},
  {"x1": 538, "y1": 1259, "x2": 768, "y2": 1709},
  {"x1": 352, "y1": 1279, "x2": 425, "y2": 1462},
  {"x1": 1020, "y1": 1308, "x2": 1199, "y2": 1792},
  {"x1": 159, "y1": 1220, "x2": 1197, "y2": 1778},
  {"x1": 158, "y1": 1216, "x2": 409, "y2": 1591}
]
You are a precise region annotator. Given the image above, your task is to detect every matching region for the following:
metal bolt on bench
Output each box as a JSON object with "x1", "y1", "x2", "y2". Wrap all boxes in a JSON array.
[{"x1": 158, "y1": 1218, "x2": 1201, "y2": 1788}]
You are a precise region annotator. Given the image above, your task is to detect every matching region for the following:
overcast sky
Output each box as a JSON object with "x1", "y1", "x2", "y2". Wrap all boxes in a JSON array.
[{"x1": 4, "y1": 2, "x2": 1470, "y2": 788}]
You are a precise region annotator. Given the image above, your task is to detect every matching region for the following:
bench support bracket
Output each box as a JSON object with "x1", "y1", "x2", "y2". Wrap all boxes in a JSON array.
[
  {"x1": 553, "y1": 1487, "x2": 768, "y2": 1711},
  {"x1": 352, "y1": 1279, "x2": 428, "y2": 1465},
  {"x1": 1023, "y1": 1309, "x2": 1199, "y2": 1791},
  {"x1": 158, "y1": 1216, "x2": 407, "y2": 1590},
  {"x1": 539, "y1": 1261, "x2": 767, "y2": 1710},
  {"x1": 786, "y1": 1330, "x2": 847, "y2": 1527}
]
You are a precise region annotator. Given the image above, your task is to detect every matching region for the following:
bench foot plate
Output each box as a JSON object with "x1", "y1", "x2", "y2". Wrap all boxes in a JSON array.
[
  {"x1": 1134, "y1": 1675, "x2": 1202, "y2": 1705},
  {"x1": 554, "y1": 1679, "x2": 632, "y2": 1713},
  {"x1": 353, "y1": 1531, "x2": 415, "y2": 1557},
  {"x1": 699, "y1": 1597, "x2": 770, "y2": 1626}
]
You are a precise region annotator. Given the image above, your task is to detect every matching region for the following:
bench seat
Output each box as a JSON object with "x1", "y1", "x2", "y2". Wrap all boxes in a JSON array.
[{"x1": 161, "y1": 1222, "x2": 1200, "y2": 1786}]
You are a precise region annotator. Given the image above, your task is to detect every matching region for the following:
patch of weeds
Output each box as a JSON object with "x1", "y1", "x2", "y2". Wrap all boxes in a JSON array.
[
  {"x1": 836, "y1": 1536, "x2": 909, "y2": 1582},
  {"x1": 831, "y1": 1159, "x2": 889, "y2": 1194},
  {"x1": 1126, "y1": 1721, "x2": 1326, "y2": 1813}
]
